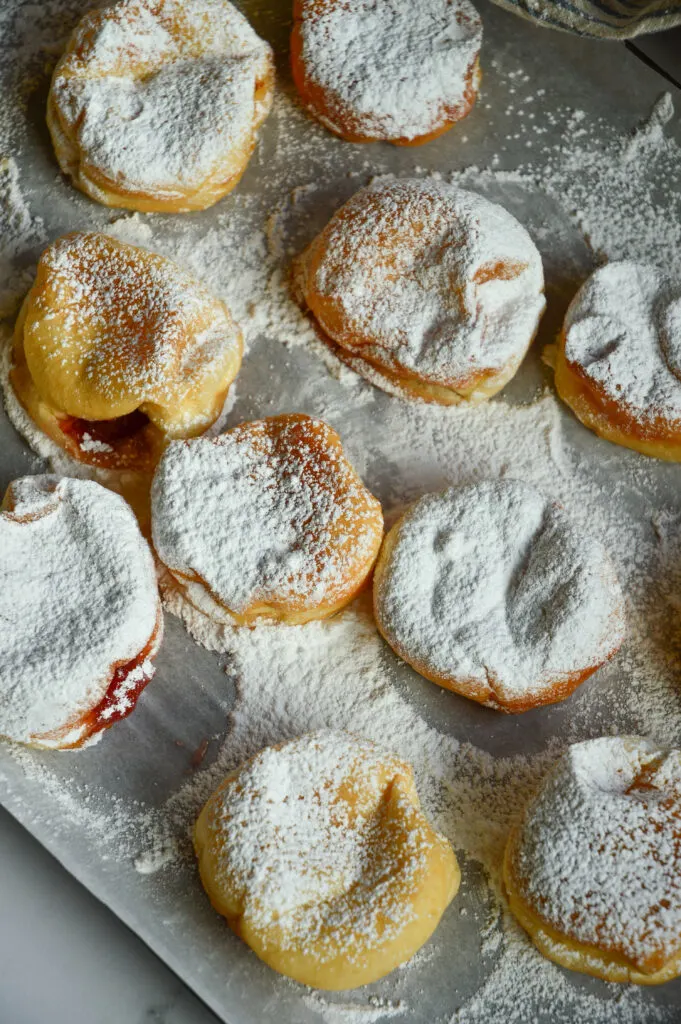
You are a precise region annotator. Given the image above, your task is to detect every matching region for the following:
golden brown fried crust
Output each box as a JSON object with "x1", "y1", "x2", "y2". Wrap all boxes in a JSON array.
[
  {"x1": 552, "y1": 330, "x2": 681, "y2": 461},
  {"x1": 301, "y1": 306, "x2": 524, "y2": 407},
  {"x1": 47, "y1": 2, "x2": 274, "y2": 213},
  {"x1": 158, "y1": 414, "x2": 385, "y2": 625},
  {"x1": 292, "y1": 183, "x2": 543, "y2": 406},
  {"x1": 194, "y1": 735, "x2": 460, "y2": 989},
  {"x1": 11, "y1": 233, "x2": 242, "y2": 473},
  {"x1": 503, "y1": 829, "x2": 681, "y2": 984}
]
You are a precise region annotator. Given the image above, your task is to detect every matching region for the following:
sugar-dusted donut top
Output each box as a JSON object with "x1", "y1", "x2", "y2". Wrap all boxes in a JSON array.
[
  {"x1": 51, "y1": 0, "x2": 273, "y2": 198},
  {"x1": 299, "y1": 180, "x2": 546, "y2": 389},
  {"x1": 509, "y1": 737, "x2": 681, "y2": 970},
  {"x1": 294, "y1": 0, "x2": 482, "y2": 141},
  {"x1": 0, "y1": 476, "x2": 159, "y2": 747},
  {"x1": 151, "y1": 415, "x2": 383, "y2": 615},
  {"x1": 197, "y1": 731, "x2": 446, "y2": 954},
  {"x1": 21, "y1": 232, "x2": 242, "y2": 432},
  {"x1": 563, "y1": 260, "x2": 681, "y2": 431},
  {"x1": 374, "y1": 479, "x2": 624, "y2": 704}
]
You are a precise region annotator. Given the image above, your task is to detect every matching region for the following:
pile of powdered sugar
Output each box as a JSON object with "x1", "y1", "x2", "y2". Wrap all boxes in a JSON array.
[
  {"x1": 548, "y1": 94, "x2": 681, "y2": 274},
  {"x1": 448, "y1": 91, "x2": 681, "y2": 278}
]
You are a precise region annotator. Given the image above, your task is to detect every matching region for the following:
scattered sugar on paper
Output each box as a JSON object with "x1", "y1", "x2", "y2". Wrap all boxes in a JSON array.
[
  {"x1": 449, "y1": 93, "x2": 681, "y2": 276},
  {"x1": 0, "y1": 156, "x2": 45, "y2": 317},
  {"x1": 450, "y1": 916, "x2": 672, "y2": 1024}
]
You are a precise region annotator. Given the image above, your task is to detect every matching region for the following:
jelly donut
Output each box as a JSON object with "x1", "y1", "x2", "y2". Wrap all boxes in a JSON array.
[
  {"x1": 504, "y1": 737, "x2": 681, "y2": 984},
  {"x1": 373, "y1": 480, "x2": 625, "y2": 712},
  {"x1": 0, "y1": 476, "x2": 162, "y2": 750},
  {"x1": 294, "y1": 180, "x2": 545, "y2": 404},
  {"x1": 194, "y1": 731, "x2": 459, "y2": 989},
  {"x1": 47, "y1": 0, "x2": 274, "y2": 213},
  {"x1": 552, "y1": 261, "x2": 681, "y2": 461},
  {"x1": 291, "y1": 0, "x2": 482, "y2": 146},
  {"x1": 9, "y1": 232, "x2": 243, "y2": 472},
  {"x1": 151, "y1": 414, "x2": 383, "y2": 626}
]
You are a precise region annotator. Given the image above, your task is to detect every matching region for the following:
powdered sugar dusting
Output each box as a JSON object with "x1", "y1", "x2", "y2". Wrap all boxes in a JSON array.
[
  {"x1": 1, "y1": 12, "x2": 681, "y2": 1021},
  {"x1": 98, "y1": 658, "x2": 156, "y2": 722},
  {"x1": 133, "y1": 837, "x2": 179, "y2": 875},
  {"x1": 295, "y1": 179, "x2": 545, "y2": 394},
  {"x1": 508, "y1": 737, "x2": 681, "y2": 970},
  {"x1": 451, "y1": 917, "x2": 672, "y2": 1024},
  {"x1": 374, "y1": 479, "x2": 625, "y2": 709},
  {"x1": 448, "y1": 93, "x2": 681, "y2": 278},
  {"x1": 22, "y1": 231, "x2": 242, "y2": 433},
  {"x1": 79, "y1": 432, "x2": 114, "y2": 454},
  {"x1": 303, "y1": 993, "x2": 405, "y2": 1023},
  {"x1": 157, "y1": 582, "x2": 675, "y2": 1021},
  {"x1": 0, "y1": 157, "x2": 46, "y2": 318},
  {"x1": 152, "y1": 416, "x2": 382, "y2": 618},
  {"x1": 563, "y1": 260, "x2": 681, "y2": 429},
  {"x1": 197, "y1": 732, "x2": 451, "y2": 960},
  {"x1": 0, "y1": 475, "x2": 160, "y2": 747},
  {"x1": 294, "y1": 0, "x2": 481, "y2": 141}
]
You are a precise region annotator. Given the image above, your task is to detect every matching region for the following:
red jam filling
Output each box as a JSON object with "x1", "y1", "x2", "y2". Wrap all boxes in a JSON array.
[
  {"x1": 59, "y1": 409, "x2": 150, "y2": 449},
  {"x1": 81, "y1": 631, "x2": 158, "y2": 740}
]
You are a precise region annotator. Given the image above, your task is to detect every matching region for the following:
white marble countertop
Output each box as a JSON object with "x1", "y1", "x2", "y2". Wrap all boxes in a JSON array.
[
  {"x1": 1, "y1": 28, "x2": 679, "y2": 1024},
  {"x1": 0, "y1": 808, "x2": 219, "y2": 1024}
]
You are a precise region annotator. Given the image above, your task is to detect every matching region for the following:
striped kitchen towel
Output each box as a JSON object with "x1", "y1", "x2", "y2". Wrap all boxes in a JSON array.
[{"x1": 491, "y1": 0, "x2": 681, "y2": 37}]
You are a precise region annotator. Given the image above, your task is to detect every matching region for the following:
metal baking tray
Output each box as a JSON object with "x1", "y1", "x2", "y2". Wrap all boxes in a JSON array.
[{"x1": 2, "y1": 2, "x2": 681, "y2": 1021}]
